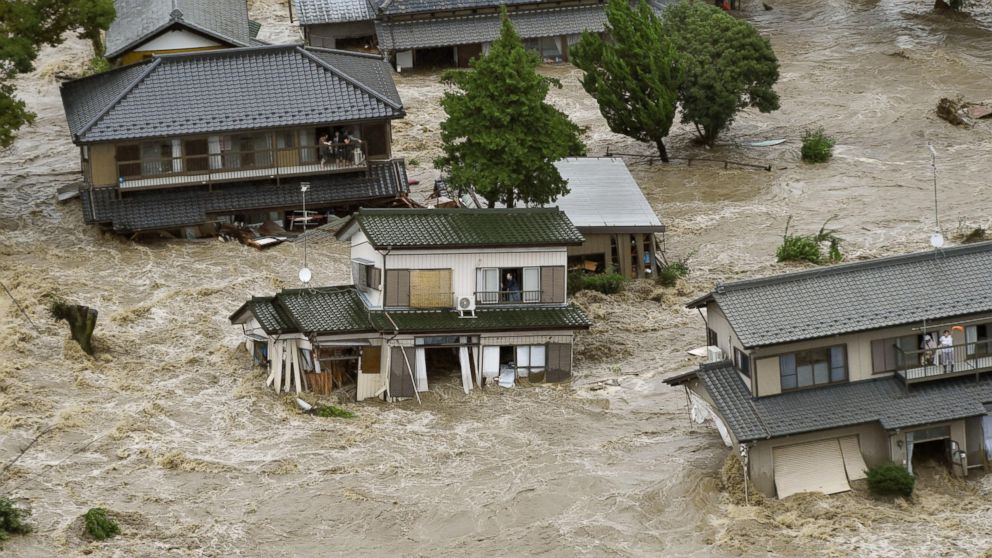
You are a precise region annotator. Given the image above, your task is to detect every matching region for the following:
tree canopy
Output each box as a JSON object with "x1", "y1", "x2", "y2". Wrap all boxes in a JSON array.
[
  {"x1": 571, "y1": 0, "x2": 680, "y2": 162},
  {"x1": 662, "y1": 0, "x2": 780, "y2": 147},
  {"x1": 0, "y1": 0, "x2": 115, "y2": 148},
  {"x1": 434, "y1": 10, "x2": 586, "y2": 208}
]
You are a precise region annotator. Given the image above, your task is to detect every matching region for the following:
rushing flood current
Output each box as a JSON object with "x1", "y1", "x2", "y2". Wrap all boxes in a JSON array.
[{"x1": 1, "y1": 0, "x2": 992, "y2": 556}]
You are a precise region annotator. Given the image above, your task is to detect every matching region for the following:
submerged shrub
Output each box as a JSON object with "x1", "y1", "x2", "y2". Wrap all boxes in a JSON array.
[
  {"x1": 569, "y1": 272, "x2": 626, "y2": 295},
  {"x1": 313, "y1": 405, "x2": 355, "y2": 419},
  {"x1": 83, "y1": 508, "x2": 119, "y2": 541},
  {"x1": 657, "y1": 257, "x2": 690, "y2": 287},
  {"x1": 866, "y1": 463, "x2": 915, "y2": 497},
  {"x1": 776, "y1": 216, "x2": 843, "y2": 264},
  {"x1": 0, "y1": 497, "x2": 32, "y2": 540},
  {"x1": 801, "y1": 127, "x2": 835, "y2": 163}
]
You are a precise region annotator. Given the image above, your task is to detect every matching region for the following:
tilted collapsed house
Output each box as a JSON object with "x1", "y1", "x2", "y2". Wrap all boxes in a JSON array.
[
  {"x1": 666, "y1": 241, "x2": 992, "y2": 498},
  {"x1": 230, "y1": 208, "x2": 592, "y2": 401},
  {"x1": 59, "y1": 44, "x2": 409, "y2": 234},
  {"x1": 105, "y1": 0, "x2": 265, "y2": 66},
  {"x1": 293, "y1": 0, "x2": 607, "y2": 69}
]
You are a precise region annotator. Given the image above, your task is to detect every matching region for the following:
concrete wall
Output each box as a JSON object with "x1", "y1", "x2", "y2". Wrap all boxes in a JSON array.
[{"x1": 748, "y1": 423, "x2": 890, "y2": 497}]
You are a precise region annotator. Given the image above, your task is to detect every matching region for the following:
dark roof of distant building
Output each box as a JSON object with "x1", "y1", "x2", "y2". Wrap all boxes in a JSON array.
[
  {"x1": 373, "y1": 0, "x2": 566, "y2": 16},
  {"x1": 61, "y1": 45, "x2": 403, "y2": 144},
  {"x1": 230, "y1": 285, "x2": 591, "y2": 335},
  {"x1": 294, "y1": 0, "x2": 376, "y2": 24},
  {"x1": 336, "y1": 208, "x2": 584, "y2": 249},
  {"x1": 375, "y1": 4, "x2": 606, "y2": 50},
  {"x1": 82, "y1": 160, "x2": 408, "y2": 232},
  {"x1": 106, "y1": 0, "x2": 252, "y2": 60},
  {"x1": 665, "y1": 362, "x2": 992, "y2": 443},
  {"x1": 688, "y1": 242, "x2": 992, "y2": 348}
]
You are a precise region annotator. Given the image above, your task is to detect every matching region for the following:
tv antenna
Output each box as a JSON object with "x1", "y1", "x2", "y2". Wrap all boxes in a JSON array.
[
  {"x1": 299, "y1": 181, "x2": 312, "y2": 285},
  {"x1": 928, "y1": 143, "x2": 944, "y2": 249}
]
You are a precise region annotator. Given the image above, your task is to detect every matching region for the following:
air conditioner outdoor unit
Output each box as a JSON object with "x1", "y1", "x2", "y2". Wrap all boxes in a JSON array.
[
  {"x1": 455, "y1": 293, "x2": 476, "y2": 317},
  {"x1": 706, "y1": 346, "x2": 724, "y2": 364}
]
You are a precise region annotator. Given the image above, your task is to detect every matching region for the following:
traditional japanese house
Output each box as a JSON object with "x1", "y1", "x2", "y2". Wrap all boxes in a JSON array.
[
  {"x1": 59, "y1": 44, "x2": 409, "y2": 234},
  {"x1": 553, "y1": 158, "x2": 665, "y2": 278},
  {"x1": 293, "y1": 0, "x2": 607, "y2": 69},
  {"x1": 666, "y1": 241, "x2": 992, "y2": 498},
  {"x1": 230, "y1": 208, "x2": 592, "y2": 401},
  {"x1": 105, "y1": 0, "x2": 264, "y2": 66}
]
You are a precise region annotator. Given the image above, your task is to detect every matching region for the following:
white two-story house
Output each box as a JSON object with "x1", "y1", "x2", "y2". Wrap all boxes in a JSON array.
[
  {"x1": 230, "y1": 208, "x2": 591, "y2": 402},
  {"x1": 666, "y1": 241, "x2": 992, "y2": 498}
]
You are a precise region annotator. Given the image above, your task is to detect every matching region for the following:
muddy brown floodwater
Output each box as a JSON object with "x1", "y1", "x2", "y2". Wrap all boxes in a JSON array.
[{"x1": 2, "y1": 0, "x2": 992, "y2": 556}]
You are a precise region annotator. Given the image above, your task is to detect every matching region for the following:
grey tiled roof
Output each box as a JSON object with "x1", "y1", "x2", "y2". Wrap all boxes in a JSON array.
[
  {"x1": 230, "y1": 285, "x2": 590, "y2": 334},
  {"x1": 61, "y1": 45, "x2": 403, "y2": 144},
  {"x1": 82, "y1": 160, "x2": 408, "y2": 232},
  {"x1": 374, "y1": 0, "x2": 558, "y2": 16},
  {"x1": 338, "y1": 208, "x2": 584, "y2": 249},
  {"x1": 375, "y1": 4, "x2": 607, "y2": 50},
  {"x1": 690, "y1": 242, "x2": 992, "y2": 348},
  {"x1": 106, "y1": 0, "x2": 252, "y2": 59},
  {"x1": 666, "y1": 362, "x2": 992, "y2": 442},
  {"x1": 294, "y1": 0, "x2": 375, "y2": 24}
]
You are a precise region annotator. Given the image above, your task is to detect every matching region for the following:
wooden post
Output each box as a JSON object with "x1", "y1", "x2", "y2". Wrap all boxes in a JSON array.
[
  {"x1": 635, "y1": 233, "x2": 646, "y2": 279},
  {"x1": 604, "y1": 234, "x2": 613, "y2": 273}
]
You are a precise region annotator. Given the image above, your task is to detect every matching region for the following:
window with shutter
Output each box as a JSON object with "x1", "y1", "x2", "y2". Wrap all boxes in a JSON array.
[{"x1": 384, "y1": 270, "x2": 410, "y2": 307}]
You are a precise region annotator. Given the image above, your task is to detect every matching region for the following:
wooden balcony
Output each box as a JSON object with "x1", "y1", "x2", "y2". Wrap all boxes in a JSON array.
[
  {"x1": 895, "y1": 340, "x2": 992, "y2": 384},
  {"x1": 114, "y1": 144, "x2": 367, "y2": 191}
]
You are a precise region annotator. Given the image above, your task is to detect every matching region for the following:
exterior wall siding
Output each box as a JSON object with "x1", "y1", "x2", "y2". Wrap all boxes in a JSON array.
[
  {"x1": 754, "y1": 356, "x2": 781, "y2": 397},
  {"x1": 350, "y1": 230, "x2": 386, "y2": 307},
  {"x1": 307, "y1": 22, "x2": 376, "y2": 48},
  {"x1": 88, "y1": 144, "x2": 118, "y2": 186},
  {"x1": 748, "y1": 423, "x2": 890, "y2": 497}
]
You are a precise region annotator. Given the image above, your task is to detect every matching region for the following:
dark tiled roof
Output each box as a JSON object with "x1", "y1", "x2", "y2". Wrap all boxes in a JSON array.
[
  {"x1": 371, "y1": 305, "x2": 591, "y2": 332},
  {"x1": 106, "y1": 0, "x2": 252, "y2": 59},
  {"x1": 374, "y1": 0, "x2": 558, "y2": 16},
  {"x1": 82, "y1": 160, "x2": 407, "y2": 232},
  {"x1": 667, "y1": 362, "x2": 992, "y2": 442},
  {"x1": 294, "y1": 0, "x2": 375, "y2": 24},
  {"x1": 230, "y1": 286, "x2": 590, "y2": 335},
  {"x1": 691, "y1": 242, "x2": 992, "y2": 348},
  {"x1": 338, "y1": 208, "x2": 584, "y2": 249},
  {"x1": 375, "y1": 5, "x2": 606, "y2": 50},
  {"x1": 61, "y1": 45, "x2": 403, "y2": 144}
]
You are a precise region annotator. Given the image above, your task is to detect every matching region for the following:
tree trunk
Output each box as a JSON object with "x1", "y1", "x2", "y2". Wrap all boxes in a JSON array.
[
  {"x1": 52, "y1": 303, "x2": 98, "y2": 355},
  {"x1": 655, "y1": 139, "x2": 670, "y2": 163}
]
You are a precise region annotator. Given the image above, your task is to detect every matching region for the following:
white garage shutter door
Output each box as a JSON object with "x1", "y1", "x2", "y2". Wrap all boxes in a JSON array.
[
  {"x1": 773, "y1": 439, "x2": 851, "y2": 499},
  {"x1": 839, "y1": 435, "x2": 869, "y2": 481}
]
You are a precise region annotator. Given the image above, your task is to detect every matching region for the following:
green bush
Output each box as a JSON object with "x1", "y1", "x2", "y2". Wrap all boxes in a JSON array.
[
  {"x1": 569, "y1": 272, "x2": 626, "y2": 295},
  {"x1": 313, "y1": 405, "x2": 355, "y2": 419},
  {"x1": 776, "y1": 216, "x2": 843, "y2": 264},
  {"x1": 83, "y1": 508, "x2": 119, "y2": 541},
  {"x1": 801, "y1": 127, "x2": 835, "y2": 163},
  {"x1": 866, "y1": 463, "x2": 915, "y2": 497},
  {"x1": 0, "y1": 497, "x2": 32, "y2": 540},
  {"x1": 657, "y1": 258, "x2": 690, "y2": 287}
]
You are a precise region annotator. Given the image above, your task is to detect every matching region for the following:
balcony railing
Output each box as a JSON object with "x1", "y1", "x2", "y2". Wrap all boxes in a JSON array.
[
  {"x1": 475, "y1": 290, "x2": 542, "y2": 305},
  {"x1": 409, "y1": 291, "x2": 454, "y2": 309},
  {"x1": 114, "y1": 143, "x2": 367, "y2": 190},
  {"x1": 895, "y1": 340, "x2": 992, "y2": 384}
]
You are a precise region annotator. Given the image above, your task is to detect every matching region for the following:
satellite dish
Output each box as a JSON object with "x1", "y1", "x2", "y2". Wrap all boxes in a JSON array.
[
  {"x1": 299, "y1": 267, "x2": 312, "y2": 284},
  {"x1": 930, "y1": 231, "x2": 944, "y2": 249}
]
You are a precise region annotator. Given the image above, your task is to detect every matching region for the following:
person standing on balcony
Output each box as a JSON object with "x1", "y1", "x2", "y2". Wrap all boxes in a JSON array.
[
  {"x1": 920, "y1": 334, "x2": 937, "y2": 366},
  {"x1": 504, "y1": 272, "x2": 521, "y2": 302},
  {"x1": 318, "y1": 134, "x2": 332, "y2": 168},
  {"x1": 939, "y1": 329, "x2": 955, "y2": 372}
]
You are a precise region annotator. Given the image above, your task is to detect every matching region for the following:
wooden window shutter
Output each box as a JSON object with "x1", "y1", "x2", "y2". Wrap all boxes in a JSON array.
[
  {"x1": 540, "y1": 267, "x2": 555, "y2": 303},
  {"x1": 385, "y1": 270, "x2": 410, "y2": 306},
  {"x1": 370, "y1": 267, "x2": 382, "y2": 290},
  {"x1": 552, "y1": 266, "x2": 566, "y2": 303},
  {"x1": 545, "y1": 343, "x2": 572, "y2": 382},
  {"x1": 870, "y1": 339, "x2": 887, "y2": 374}
]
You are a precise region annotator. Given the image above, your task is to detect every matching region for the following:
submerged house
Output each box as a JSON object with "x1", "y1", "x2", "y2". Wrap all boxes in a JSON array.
[
  {"x1": 59, "y1": 44, "x2": 409, "y2": 234},
  {"x1": 553, "y1": 158, "x2": 665, "y2": 278},
  {"x1": 666, "y1": 242, "x2": 992, "y2": 498},
  {"x1": 230, "y1": 208, "x2": 591, "y2": 401},
  {"x1": 105, "y1": 0, "x2": 263, "y2": 66},
  {"x1": 293, "y1": 0, "x2": 607, "y2": 69}
]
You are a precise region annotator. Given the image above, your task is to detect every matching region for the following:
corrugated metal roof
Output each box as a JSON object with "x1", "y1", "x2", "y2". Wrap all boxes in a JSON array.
[
  {"x1": 692, "y1": 242, "x2": 992, "y2": 348},
  {"x1": 106, "y1": 0, "x2": 252, "y2": 59},
  {"x1": 553, "y1": 158, "x2": 664, "y2": 233},
  {"x1": 61, "y1": 45, "x2": 403, "y2": 144},
  {"x1": 337, "y1": 208, "x2": 584, "y2": 249},
  {"x1": 666, "y1": 362, "x2": 992, "y2": 442},
  {"x1": 294, "y1": 0, "x2": 376, "y2": 24},
  {"x1": 375, "y1": 4, "x2": 606, "y2": 50}
]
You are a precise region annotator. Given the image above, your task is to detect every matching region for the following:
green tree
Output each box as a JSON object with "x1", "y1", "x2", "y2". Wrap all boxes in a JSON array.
[
  {"x1": 662, "y1": 0, "x2": 780, "y2": 147},
  {"x1": 0, "y1": 0, "x2": 115, "y2": 148},
  {"x1": 572, "y1": 0, "x2": 680, "y2": 162},
  {"x1": 434, "y1": 9, "x2": 586, "y2": 208}
]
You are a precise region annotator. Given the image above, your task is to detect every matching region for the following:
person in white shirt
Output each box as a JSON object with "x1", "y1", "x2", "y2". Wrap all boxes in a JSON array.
[{"x1": 938, "y1": 330, "x2": 954, "y2": 372}]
